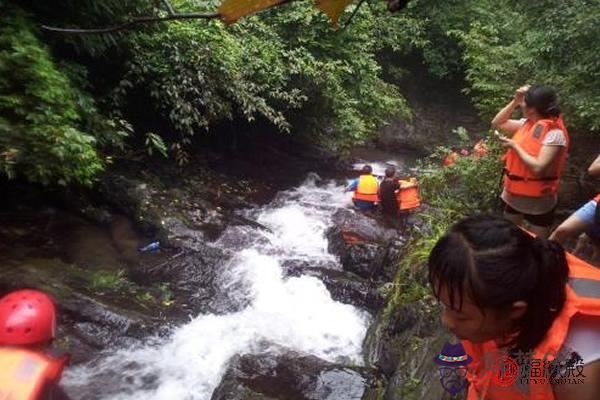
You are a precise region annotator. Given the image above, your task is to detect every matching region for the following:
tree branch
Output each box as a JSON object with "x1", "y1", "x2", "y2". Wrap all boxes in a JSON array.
[
  {"x1": 161, "y1": 0, "x2": 177, "y2": 15},
  {"x1": 340, "y1": 0, "x2": 368, "y2": 32},
  {"x1": 40, "y1": 0, "x2": 297, "y2": 34},
  {"x1": 41, "y1": 12, "x2": 222, "y2": 34}
]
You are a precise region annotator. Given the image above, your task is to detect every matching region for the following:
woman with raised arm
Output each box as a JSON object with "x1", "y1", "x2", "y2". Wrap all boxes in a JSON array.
[{"x1": 492, "y1": 85, "x2": 569, "y2": 238}]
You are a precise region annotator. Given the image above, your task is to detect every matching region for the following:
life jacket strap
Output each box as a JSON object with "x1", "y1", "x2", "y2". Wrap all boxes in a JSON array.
[{"x1": 503, "y1": 168, "x2": 558, "y2": 182}]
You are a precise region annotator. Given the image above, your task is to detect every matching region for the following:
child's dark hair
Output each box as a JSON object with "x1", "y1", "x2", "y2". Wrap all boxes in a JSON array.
[
  {"x1": 524, "y1": 85, "x2": 561, "y2": 118},
  {"x1": 362, "y1": 165, "x2": 373, "y2": 174},
  {"x1": 428, "y1": 214, "x2": 568, "y2": 352},
  {"x1": 385, "y1": 166, "x2": 396, "y2": 178}
]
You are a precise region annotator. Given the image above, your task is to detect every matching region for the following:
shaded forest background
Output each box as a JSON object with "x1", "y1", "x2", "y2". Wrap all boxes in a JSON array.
[{"x1": 1, "y1": 0, "x2": 599, "y2": 186}]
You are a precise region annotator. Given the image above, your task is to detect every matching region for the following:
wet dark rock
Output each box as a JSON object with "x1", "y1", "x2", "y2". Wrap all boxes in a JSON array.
[
  {"x1": 132, "y1": 246, "x2": 232, "y2": 316},
  {"x1": 99, "y1": 174, "x2": 225, "y2": 249},
  {"x1": 79, "y1": 205, "x2": 113, "y2": 227},
  {"x1": 159, "y1": 217, "x2": 207, "y2": 250},
  {"x1": 99, "y1": 175, "x2": 159, "y2": 234},
  {"x1": 216, "y1": 225, "x2": 271, "y2": 251},
  {"x1": 57, "y1": 292, "x2": 163, "y2": 364},
  {"x1": 364, "y1": 299, "x2": 455, "y2": 400},
  {"x1": 211, "y1": 351, "x2": 377, "y2": 400},
  {"x1": 326, "y1": 209, "x2": 405, "y2": 281},
  {"x1": 285, "y1": 265, "x2": 385, "y2": 313},
  {"x1": 330, "y1": 208, "x2": 398, "y2": 243},
  {"x1": 373, "y1": 60, "x2": 486, "y2": 152}
]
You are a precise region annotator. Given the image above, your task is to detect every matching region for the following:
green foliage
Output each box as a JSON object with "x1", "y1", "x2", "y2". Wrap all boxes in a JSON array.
[
  {"x1": 389, "y1": 0, "x2": 600, "y2": 133},
  {"x1": 436, "y1": 0, "x2": 600, "y2": 131},
  {"x1": 104, "y1": 2, "x2": 412, "y2": 152},
  {"x1": 89, "y1": 269, "x2": 128, "y2": 290},
  {"x1": 419, "y1": 135, "x2": 504, "y2": 216},
  {"x1": 383, "y1": 133, "x2": 504, "y2": 330},
  {"x1": 7, "y1": 0, "x2": 600, "y2": 187},
  {"x1": 145, "y1": 132, "x2": 168, "y2": 157},
  {"x1": 0, "y1": 9, "x2": 103, "y2": 185},
  {"x1": 88, "y1": 268, "x2": 174, "y2": 307}
]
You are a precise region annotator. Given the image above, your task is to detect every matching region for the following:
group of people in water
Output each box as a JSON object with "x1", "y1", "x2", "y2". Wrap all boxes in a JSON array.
[
  {"x1": 345, "y1": 165, "x2": 421, "y2": 221},
  {"x1": 2, "y1": 85, "x2": 599, "y2": 399}
]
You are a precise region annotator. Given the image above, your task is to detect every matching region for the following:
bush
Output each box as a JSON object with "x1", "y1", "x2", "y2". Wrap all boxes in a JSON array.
[
  {"x1": 0, "y1": 10, "x2": 103, "y2": 185},
  {"x1": 419, "y1": 132, "x2": 504, "y2": 216}
]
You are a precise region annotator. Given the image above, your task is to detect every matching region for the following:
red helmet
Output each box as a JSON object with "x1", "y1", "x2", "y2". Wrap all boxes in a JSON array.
[{"x1": 0, "y1": 289, "x2": 56, "y2": 345}]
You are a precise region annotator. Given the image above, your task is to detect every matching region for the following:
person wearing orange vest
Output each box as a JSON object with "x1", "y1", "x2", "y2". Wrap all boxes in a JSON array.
[
  {"x1": 0, "y1": 289, "x2": 71, "y2": 400},
  {"x1": 550, "y1": 154, "x2": 600, "y2": 261},
  {"x1": 492, "y1": 85, "x2": 570, "y2": 238},
  {"x1": 443, "y1": 151, "x2": 459, "y2": 167},
  {"x1": 428, "y1": 214, "x2": 600, "y2": 400},
  {"x1": 346, "y1": 165, "x2": 379, "y2": 210},
  {"x1": 473, "y1": 139, "x2": 489, "y2": 158}
]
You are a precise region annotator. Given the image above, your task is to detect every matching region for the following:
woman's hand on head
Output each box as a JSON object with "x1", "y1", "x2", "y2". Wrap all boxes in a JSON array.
[{"x1": 514, "y1": 85, "x2": 531, "y2": 105}]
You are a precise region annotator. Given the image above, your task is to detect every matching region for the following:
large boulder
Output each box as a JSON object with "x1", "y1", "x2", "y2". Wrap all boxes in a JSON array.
[
  {"x1": 363, "y1": 257, "x2": 461, "y2": 400},
  {"x1": 131, "y1": 245, "x2": 233, "y2": 316},
  {"x1": 284, "y1": 264, "x2": 385, "y2": 314},
  {"x1": 99, "y1": 174, "x2": 226, "y2": 248},
  {"x1": 326, "y1": 209, "x2": 405, "y2": 281},
  {"x1": 57, "y1": 292, "x2": 167, "y2": 364},
  {"x1": 211, "y1": 351, "x2": 377, "y2": 400}
]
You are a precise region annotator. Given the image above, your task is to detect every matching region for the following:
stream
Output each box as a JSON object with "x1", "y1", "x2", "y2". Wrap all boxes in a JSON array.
[{"x1": 62, "y1": 174, "x2": 375, "y2": 399}]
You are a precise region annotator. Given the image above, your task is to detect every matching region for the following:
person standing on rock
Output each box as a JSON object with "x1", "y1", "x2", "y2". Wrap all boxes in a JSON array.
[
  {"x1": 493, "y1": 85, "x2": 570, "y2": 238},
  {"x1": 428, "y1": 215, "x2": 600, "y2": 400},
  {"x1": 550, "y1": 154, "x2": 600, "y2": 261},
  {"x1": 379, "y1": 166, "x2": 400, "y2": 219},
  {"x1": 0, "y1": 289, "x2": 71, "y2": 400},
  {"x1": 345, "y1": 165, "x2": 379, "y2": 210}
]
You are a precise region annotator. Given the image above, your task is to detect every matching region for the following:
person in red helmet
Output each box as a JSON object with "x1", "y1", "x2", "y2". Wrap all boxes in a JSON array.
[{"x1": 0, "y1": 289, "x2": 71, "y2": 400}]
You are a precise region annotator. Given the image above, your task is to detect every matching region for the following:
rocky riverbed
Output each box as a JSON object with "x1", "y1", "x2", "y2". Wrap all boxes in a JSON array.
[{"x1": 0, "y1": 140, "x2": 459, "y2": 399}]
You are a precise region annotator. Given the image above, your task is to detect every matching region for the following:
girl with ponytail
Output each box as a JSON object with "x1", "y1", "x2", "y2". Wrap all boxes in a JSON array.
[{"x1": 429, "y1": 214, "x2": 600, "y2": 399}]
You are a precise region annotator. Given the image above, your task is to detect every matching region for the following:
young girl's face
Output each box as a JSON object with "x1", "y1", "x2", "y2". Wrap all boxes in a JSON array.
[{"x1": 438, "y1": 286, "x2": 515, "y2": 344}]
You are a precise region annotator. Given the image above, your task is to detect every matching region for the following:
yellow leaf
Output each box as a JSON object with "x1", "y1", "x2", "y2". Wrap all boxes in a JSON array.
[
  {"x1": 218, "y1": 0, "x2": 287, "y2": 24},
  {"x1": 315, "y1": 0, "x2": 355, "y2": 25}
]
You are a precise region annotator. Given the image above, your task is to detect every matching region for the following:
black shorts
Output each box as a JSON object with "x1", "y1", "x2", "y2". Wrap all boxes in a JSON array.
[{"x1": 503, "y1": 200, "x2": 556, "y2": 227}]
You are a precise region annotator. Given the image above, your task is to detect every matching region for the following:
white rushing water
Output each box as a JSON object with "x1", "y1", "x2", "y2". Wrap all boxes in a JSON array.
[{"x1": 63, "y1": 175, "x2": 370, "y2": 400}]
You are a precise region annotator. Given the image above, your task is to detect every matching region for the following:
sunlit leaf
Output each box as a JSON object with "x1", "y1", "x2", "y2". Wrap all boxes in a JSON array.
[
  {"x1": 218, "y1": 0, "x2": 287, "y2": 24},
  {"x1": 315, "y1": 0, "x2": 355, "y2": 25}
]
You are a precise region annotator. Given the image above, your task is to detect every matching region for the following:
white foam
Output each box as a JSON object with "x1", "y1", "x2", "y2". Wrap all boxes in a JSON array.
[{"x1": 63, "y1": 176, "x2": 369, "y2": 400}]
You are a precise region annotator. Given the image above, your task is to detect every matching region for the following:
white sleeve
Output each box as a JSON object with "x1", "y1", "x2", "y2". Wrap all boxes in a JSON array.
[
  {"x1": 562, "y1": 314, "x2": 600, "y2": 364},
  {"x1": 542, "y1": 129, "x2": 567, "y2": 147}
]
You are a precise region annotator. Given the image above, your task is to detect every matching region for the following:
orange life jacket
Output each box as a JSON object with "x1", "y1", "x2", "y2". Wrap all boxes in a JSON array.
[
  {"x1": 396, "y1": 178, "x2": 421, "y2": 211},
  {"x1": 353, "y1": 174, "x2": 379, "y2": 202},
  {"x1": 463, "y1": 252, "x2": 600, "y2": 400},
  {"x1": 443, "y1": 152, "x2": 458, "y2": 167},
  {"x1": 0, "y1": 348, "x2": 65, "y2": 400},
  {"x1": 503, "y1": 117, "x2": 569, "y2": 197},
  {"x1": 473, "y1": 139, "x2": 489, "y2": 158}
]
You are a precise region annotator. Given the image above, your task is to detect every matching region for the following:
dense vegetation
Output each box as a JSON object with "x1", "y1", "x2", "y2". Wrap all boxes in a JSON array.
[{"x1": 1, "y1": 0, "x2": 599, "y2": 185}]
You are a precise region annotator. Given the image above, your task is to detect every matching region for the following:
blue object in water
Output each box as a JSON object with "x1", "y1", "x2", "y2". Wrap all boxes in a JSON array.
[{"x1": 139, "y1": 241, "x2": 160, "y2": 252}]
